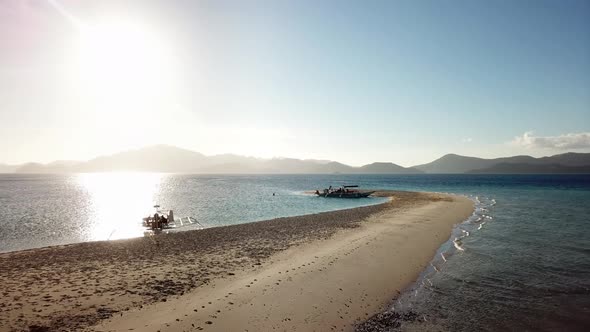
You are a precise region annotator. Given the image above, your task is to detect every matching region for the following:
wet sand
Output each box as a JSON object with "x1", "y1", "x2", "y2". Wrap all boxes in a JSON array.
[{"x1": 0, "y1": 191, "x2": 473, "y2": 332}]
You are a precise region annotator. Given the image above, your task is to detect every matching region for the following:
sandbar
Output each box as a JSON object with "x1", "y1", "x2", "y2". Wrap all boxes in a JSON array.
[{"x1": 0, "y1": 191, "x2": 473, "y2": 332}]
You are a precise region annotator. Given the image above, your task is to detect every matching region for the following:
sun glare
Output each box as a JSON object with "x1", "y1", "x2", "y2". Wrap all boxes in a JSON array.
[
  {"x1": 78, "y1": 172, "x2": 163, "y2": 241},
  {"x1": 77, "y1": 20, "x2": 173, "y2": 96},
  {"x1": 70, "y1": 18, "x2": 179, "y2": 135}
]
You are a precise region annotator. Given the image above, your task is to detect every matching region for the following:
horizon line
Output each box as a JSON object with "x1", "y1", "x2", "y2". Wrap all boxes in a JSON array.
[{"x1": 1, "y1": 144, "x2": 587, "y2": 169}]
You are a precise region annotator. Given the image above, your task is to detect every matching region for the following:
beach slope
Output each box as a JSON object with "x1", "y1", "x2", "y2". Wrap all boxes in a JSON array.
[{"x1": 97, "y1": 192, "x2": 472, "y2": 332}]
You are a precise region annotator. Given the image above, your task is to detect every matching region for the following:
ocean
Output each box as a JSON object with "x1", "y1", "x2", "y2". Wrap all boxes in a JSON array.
[{"x1": 1, "y1": 173, "x2": 589, "y2": 331}]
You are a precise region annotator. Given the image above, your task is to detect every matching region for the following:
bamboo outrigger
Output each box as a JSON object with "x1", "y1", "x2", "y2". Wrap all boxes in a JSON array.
[{"x1": 142, "y1": 205, "x2": 204, "y2": 232}]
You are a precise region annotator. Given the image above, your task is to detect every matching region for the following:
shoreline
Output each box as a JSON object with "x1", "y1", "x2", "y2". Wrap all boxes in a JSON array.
[
  {"x1": 0, "y1": 191, "x2": 473, "y2": 331},
  {"x1": 0, "y1": 193, "x2": 389, "y2": 255}
]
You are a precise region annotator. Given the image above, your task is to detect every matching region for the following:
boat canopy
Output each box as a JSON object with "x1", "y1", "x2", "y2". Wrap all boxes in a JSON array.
[{"x1": 343, "y1": 185, "x2": 359, "y2": 188}]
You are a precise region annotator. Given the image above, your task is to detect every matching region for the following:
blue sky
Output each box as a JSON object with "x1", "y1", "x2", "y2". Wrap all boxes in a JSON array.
[{"x1": 0, "y1": 0, "x2": 588, "y2": 166}]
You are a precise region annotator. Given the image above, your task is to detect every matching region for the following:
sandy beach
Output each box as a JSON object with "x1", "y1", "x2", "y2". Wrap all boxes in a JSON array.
[{"x1": 0, "y1": 191, "x2": 473, "y2": 332}]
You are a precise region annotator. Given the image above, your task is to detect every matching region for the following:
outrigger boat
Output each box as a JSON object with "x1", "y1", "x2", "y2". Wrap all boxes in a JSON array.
[
  {"x1": 315, "y1": 185, "x2": 375, "y2": 198},
  {"x1": 143, "y1": 205, "x2": 204, "y2": 232}
]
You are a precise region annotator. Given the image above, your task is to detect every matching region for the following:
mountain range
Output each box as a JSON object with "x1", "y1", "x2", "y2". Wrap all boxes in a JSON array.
[
  {"x1": 414, "y1": 152, "x2": 590, "y2": 173},
  {"x1": 1, "y1": 145, "x2": 589, "y2": 174}
]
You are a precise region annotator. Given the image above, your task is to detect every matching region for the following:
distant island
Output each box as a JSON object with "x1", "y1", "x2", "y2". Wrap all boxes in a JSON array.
[
  {"x1": 414, "y1": 152, "x2": 590, "y2": 174},
  {"x1": 1, "y1": 145, "x2": 589, "y2": 174}
]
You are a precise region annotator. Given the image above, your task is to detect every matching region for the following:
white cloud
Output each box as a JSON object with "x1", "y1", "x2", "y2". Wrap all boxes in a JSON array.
[
  {"x1": 511, "y1": 131, "x2": 590, "y2": 149},
  {"x1": 462, "y1": 137, "x2": 473, "y2": 143}
]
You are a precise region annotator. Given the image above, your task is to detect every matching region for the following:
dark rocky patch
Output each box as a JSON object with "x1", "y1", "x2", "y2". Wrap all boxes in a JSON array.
[{"x1": 355, "y1": 310, "x2": 418, "y2": 332}]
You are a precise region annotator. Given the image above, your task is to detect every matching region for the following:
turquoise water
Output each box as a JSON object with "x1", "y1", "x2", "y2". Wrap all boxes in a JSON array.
[
  {"x1": 354, "y1": 174, "x2": 590, "y2": 331},
  {"x1": 1, "y1": 173, "x2": 589, "y2": 330}
]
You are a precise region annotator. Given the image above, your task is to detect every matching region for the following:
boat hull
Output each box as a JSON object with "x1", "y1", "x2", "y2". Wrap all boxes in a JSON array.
[{"x1": 317, "y1": 191, "x2": 375, "y2": 198}]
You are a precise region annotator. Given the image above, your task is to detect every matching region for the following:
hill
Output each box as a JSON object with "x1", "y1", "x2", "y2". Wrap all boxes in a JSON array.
[
  {"x1": 537, "y1": 152, "x2": 590, "y2": 167},
  {"x1": 14, "y1": 161, "x2": 82, "y2": 173},
  {"x1": 414, "y1": 153, "x2": 590, "y2": 174},
  {"x1": 75, "y1": 145, "x2": 207, "y2": 173},
  {"x1": 357, "y1": 162, "x2": 423, "y2": 174},
  {"x1": 8, "y1": 145, "x2": 420, "y2": 174},
  {"x1": 468, "y1": 163, "x2": 590, "y2": 174},
  {"x1": 0, "y1": 164, "x2": 18, "y2": 173}
]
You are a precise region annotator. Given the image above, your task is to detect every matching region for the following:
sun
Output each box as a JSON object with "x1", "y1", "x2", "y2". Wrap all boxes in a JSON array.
[
  {"x1": 71, "y1": 18, "x2": 178, "y2": 131},
  {"x1": 77, "y1": 19, "x2": 173, "y2": 97}
]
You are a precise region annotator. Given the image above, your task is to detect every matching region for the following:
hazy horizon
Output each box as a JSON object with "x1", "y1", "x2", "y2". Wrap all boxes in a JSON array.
[
  {"x1": 1, "y1": 143, "x2": 589, "y2": 170},
  {"x1": 3, "y1": 143, "x2": 590, "y2": 168},
  {"x1": 1, "y1": 0, "x2": 589, "y2": 166}
]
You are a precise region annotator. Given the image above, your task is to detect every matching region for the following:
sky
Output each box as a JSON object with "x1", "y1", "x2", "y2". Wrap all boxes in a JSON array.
[{"x1": 0, "y1": 0, "x2": 589, "y2": 167}]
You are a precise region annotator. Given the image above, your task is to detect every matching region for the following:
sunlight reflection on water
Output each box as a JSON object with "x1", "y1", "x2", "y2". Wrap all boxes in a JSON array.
[
  {"x1": 77, "y1": 173, "x2": 163, "y2": 240},
  {"x1": 0, "y1": 174, "x2": 389, "y2": 252}
]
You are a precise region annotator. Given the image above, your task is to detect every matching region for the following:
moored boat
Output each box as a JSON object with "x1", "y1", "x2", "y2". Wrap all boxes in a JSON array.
[
  {"x1": 142, "y1": 206, "x2": 173, "y2": 231},
  {"x1": 315, "y1": 185, "x2": 375, "y2": 198},
  {"x1": 143, "y1": 205, "x2": 204, "y2": 232}
]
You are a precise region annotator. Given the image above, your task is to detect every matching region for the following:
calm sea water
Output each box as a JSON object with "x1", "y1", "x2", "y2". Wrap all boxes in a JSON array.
[
  {"x1": 1, "y1": 173, "x2": 589, "y2": 331},
  {"x1": 0, "y1": 173, "x2": 389, "y2": 252}
]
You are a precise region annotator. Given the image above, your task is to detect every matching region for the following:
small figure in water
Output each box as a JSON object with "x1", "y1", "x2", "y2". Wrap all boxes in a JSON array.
[{"x1": 273, "y1": 192, "x2": 275, "y2": 196}]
